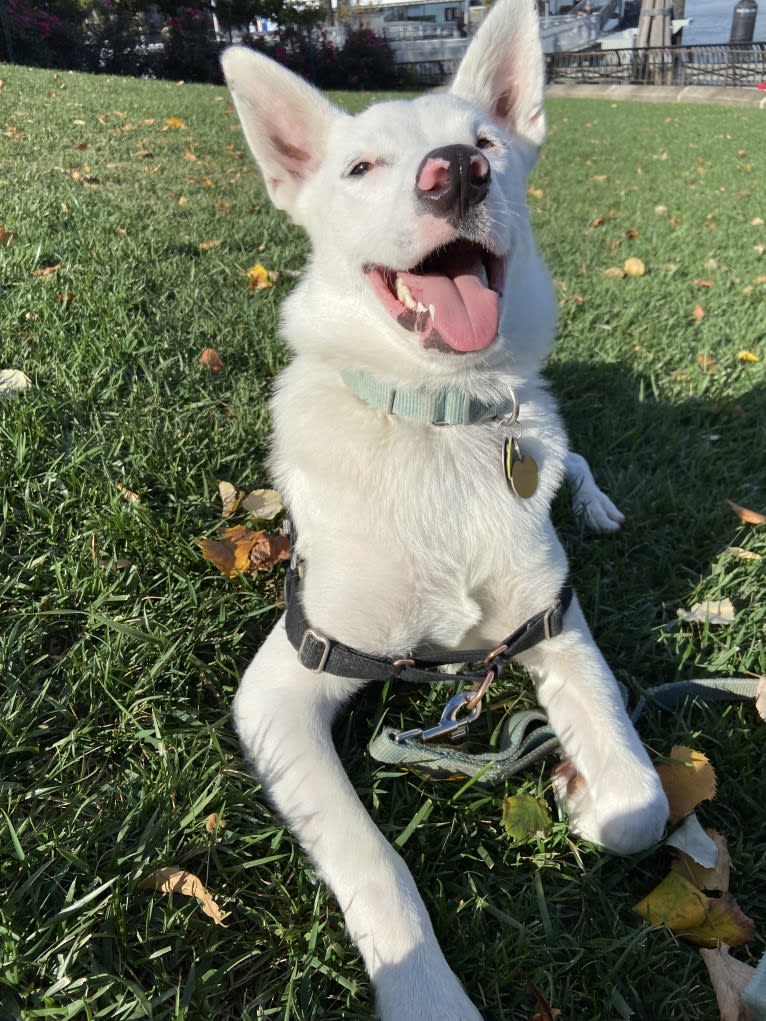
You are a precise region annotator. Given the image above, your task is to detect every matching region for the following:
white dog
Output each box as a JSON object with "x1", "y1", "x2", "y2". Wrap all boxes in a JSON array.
[{"x1": 222, "y1": 2, "x2": 668, "y2": 1017}]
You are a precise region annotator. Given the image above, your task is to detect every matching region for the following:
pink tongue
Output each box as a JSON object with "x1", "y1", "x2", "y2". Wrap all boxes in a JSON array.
[{"x1": 398, "y1": 270, "x2": 499, "y2": 352}]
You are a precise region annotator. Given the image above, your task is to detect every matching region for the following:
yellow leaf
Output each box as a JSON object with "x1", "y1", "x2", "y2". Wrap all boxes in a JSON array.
[
  {"x1": 138, "y1": 867, "x2": 227, "y2": 925},
  {"x1": 197, "y1": 525, "x2": 289, "y2": 577},
  {"x1": 603, "y1": 266, "x2": 625, "y2": 279},
  {"x1": 116, "y1": 482, "x2": 141, "y2": 504},
  {"x1": 247, "y1": 263, "x2": 274, "y2": 290},
  {"x1": 164, "y1": 116, "x2": 186, "y2": 129},
  {"x1": 737, "y1": 349, "x2": 759, "y2": 362},
  {"x1": 623, "y1": 257, "x2": 645, "y2": 277},
  {"x1": 656, "y1": 746, "x2": 716, "y2": 823},
  {"x1": 634, "y1": 871, "x2": 708, "y2": 931},
  {"x1": 634, "y1": 872, "x2": 754, "y2": 948}
]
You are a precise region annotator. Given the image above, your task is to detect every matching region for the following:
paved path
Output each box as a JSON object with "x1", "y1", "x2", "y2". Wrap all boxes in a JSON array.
[{"x1": 545, "y1": 83, "x2": 766, "y2": 107}]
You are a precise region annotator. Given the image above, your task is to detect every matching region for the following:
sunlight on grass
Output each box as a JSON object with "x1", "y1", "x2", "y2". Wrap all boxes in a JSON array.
[{"x1": 1, "y1": 65, "x2": 764, "y2": 1020}]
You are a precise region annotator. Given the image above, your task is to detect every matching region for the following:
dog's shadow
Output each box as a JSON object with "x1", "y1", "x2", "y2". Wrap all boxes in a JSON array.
[{"x1": 546, "y1": 357, "x2": 765, "y2": 683}]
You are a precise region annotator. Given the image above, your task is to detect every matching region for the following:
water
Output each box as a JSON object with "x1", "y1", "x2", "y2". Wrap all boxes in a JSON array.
[{"x1": 680, "y1": 0, "x2": 765, "y2": 43}]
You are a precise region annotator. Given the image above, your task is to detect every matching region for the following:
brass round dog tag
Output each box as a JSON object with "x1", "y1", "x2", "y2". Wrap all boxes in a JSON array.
[{"x1": 504, "y1": 436, "x2": 539, "y2": 499}]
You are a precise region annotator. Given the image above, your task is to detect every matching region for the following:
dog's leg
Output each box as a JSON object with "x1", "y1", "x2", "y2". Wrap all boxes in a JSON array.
[
  {"x1": 519, "y1": 595, "x2": 668, "y2": 853},
  {"x1": 234, "y1": 618, "x2": 483, "y2": 1021},
  {"x1": 565, "y1": 451, "x2": 625, "y2": 533}
]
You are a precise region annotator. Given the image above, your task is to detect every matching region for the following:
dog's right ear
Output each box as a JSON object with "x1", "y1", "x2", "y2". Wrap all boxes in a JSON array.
[{"x1": 221, "y1": 47, "x2": 342, "y2": 220}]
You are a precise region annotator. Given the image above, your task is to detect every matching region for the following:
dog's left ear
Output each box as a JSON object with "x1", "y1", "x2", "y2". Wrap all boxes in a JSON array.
[
  {"x1": 451, "y1": 0, "x2": 546, "y2": 152},
  {"x1": 221, "y1": 46, "x2": 343, "y2": 221}
]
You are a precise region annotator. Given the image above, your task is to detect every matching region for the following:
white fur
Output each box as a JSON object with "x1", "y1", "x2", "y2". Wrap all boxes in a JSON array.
[{"x1": 222, "y1": 2, "x2": 668, "y2": 1017}]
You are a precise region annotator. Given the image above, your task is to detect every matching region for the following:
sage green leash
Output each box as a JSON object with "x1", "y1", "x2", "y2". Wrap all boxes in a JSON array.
[{"x1": 369, "y1": 675, "x2": 763, "y2": 784}]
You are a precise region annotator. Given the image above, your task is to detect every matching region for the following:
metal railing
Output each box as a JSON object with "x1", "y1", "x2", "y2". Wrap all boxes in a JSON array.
[{"x1": 546, "y1": 42, "x2": 766, "y2": 87}]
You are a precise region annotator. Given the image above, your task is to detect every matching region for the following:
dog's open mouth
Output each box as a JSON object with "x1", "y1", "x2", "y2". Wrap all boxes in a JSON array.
[{"x1": 365, "y1": 240, "x2": 504, "y2": 354}]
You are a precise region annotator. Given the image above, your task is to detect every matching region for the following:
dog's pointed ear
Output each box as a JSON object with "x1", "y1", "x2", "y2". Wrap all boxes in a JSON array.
[
  {"x1": 221, "y1": 46, "x2": 343, "y2": 219},
  {"x1": 451, "y1": 0, "x2": 546, "y2": 152}
]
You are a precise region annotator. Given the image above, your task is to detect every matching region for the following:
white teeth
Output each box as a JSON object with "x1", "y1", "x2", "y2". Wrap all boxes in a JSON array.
[
  {"x1": 416, "y1": 301, "x2": 427, "y2": 314},
  {"x1": 428, "y1": 303, "x2": 436, "y2": 322},
  {"x1": 396, "y1": 276, "x2": 418, "y2": 311}
]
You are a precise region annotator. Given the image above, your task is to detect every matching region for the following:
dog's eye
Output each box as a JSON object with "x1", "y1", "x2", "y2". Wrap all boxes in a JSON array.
[
  {"x1": 349, "y1": 161, "x2": 373, "y2": 177},
  {"x1": 476, "y1": 137, "x2": 494, "y2": 151}
]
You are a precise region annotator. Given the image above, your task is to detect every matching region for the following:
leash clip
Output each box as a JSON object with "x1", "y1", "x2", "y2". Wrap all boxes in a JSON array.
[{"x1": 395, "y1": 692, "x2": 481, "y2": 744}]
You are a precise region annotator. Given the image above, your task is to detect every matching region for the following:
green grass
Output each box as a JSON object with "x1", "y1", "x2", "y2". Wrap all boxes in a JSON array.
[{"x1": 1, "y1": 63, "x2": 765, "y2": 1021}]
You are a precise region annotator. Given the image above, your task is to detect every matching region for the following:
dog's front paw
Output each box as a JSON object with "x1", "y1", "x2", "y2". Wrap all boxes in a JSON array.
[
  {"x1": 553, "y1": 759, "x2": 668, "y2": 854},
  {"x1": 565, "y1": 452, "x2": 625, "y2": 533},
  {"x1": 375, "y1": 951, "x2": 484, "y2": 1021}
]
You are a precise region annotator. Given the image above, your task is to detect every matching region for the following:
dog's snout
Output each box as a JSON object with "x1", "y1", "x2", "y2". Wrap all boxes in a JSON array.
[{"x1": 416, "y1": 145, "x2": 490, "y2": 222}]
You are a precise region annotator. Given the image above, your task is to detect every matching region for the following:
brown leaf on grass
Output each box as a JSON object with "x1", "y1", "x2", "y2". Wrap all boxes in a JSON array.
[
  {"x1": 116, "y1": 482, "x2": 141, "y2": 504},
  {"x1": 726, "y1": 500, "x2": 766, "y2": 525},
  {"x1": 198, "y1": 239, "x2": 221, "y2": 251},
  {"x1": 634, "y1": 871, "x2": 754, "y2": 948},
  {"x1": 656, "y1": 746, "x2": 717, "y2": 823},
  {"x1": 138, "y1": 867, "x2": 227, "y2": 925},
  {"x1": 31, "y1": 263, "x2": 62, "y2": 277},
  {"x1": 725, "y1": 546, "x2": 762, "y2": 562},
  {"x1": 198, "y1": 525, "x2": 289, "y2": 577},
  {"x1": 205, "y1": 812, "x2": 227, "y2": 833},
  {"x1": 672, "y1": 828, "x2": 731, "y2": 893},
  {"x1": 756, "y1": 677, "x2": 766, "y2": 723},
  {"x1": 528, "y1": 982, "x2": 562, "y2": 1021},
  {"x1": 693, "y1": 304, "x2": 706, "y2": 323},
  {"x1": 199, "y1": 346, "x2": 225, "y2": 373},
  {"x1": 0, "y1": 225, "x2": 17, "y2": 246},
  {"x1": 218, "y1": 480, "x2": 244, "y2": 518},
  {"x1": 247, "y1": 263, "x2": 278, "y2": 290},
  {"x1": 698, "y1": 353, "x2": 720, "y2": 373},
  {"x1": 164, "y1": 116, "x2": 186, "y2": 129},
  {"x1": 700, "y1": 945, "x2": 757, "y2": 1021},
  {"x1": 694, "y1": 279, "x2": 714, "y2": 288}
]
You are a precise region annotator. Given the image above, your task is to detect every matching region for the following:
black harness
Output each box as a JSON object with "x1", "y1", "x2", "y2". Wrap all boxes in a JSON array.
[{"x1": 284, "y1": 530, "x2": 573, "y2": 693}]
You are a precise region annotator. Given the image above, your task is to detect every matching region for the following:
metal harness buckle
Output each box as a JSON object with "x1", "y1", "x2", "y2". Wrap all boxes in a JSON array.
[{"x1": 299, "y1": 628, "x2": 331, "y2": 673}]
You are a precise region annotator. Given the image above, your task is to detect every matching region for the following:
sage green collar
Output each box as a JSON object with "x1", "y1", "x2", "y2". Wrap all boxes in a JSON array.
[{"x1": 341, "y1": 369, "x2": 503, "y2": 426}]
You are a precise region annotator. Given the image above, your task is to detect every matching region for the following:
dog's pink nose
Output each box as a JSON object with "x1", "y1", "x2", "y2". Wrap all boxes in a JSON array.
[{"x1": 416, "y1": 145, "x2": 490, "y2": 222}]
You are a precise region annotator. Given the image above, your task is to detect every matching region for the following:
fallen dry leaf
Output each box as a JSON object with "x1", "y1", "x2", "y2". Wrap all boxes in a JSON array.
[
  {"x1": 672, "y1": 828, "x2": 731, "y2": 893},
  {"x1": 624, "y1": 256, "x2": 645, "y2": 277},
  {"x1": 725, "y1": 546, "x2": 762, "y2": 562},
  {"x1": 726, "y1": 499, "x2": 766, "y2": 525},
  {"x1": 198, "y1": 239, "x2": 221, "y2": 251},
  {"x1": 218, "y1": 480, "x2": 244, "y2": 518},
  {"x1": 634, "y1": 871, "x2": 754, "y2": 948},
  {"x1": 698, "y1": 353, "x2": 720, "y2": 373},
  {"x1": 138, "y1": 867, "x2": 227, "y2": 925},
  {"x1": 666, "y1": 813, "x2": 719, "y2": 869},
  {"x1": 694, "y1": 279, "x2": 714, "y2": 288},
  {"x1": 0, "y1": 225, "x2": 17, "y2": 246},
  {"x1": 31, "y1": 263, "x2": 62, "y2": 277},
  {"x1": 603, "y1": 266, "x2": 625, "y2": 279},
  {"x1": 656, "y1": 746, "x2": 717, "y2": 823},
  {"x1": 0, "y1": 369, "x2": 31, "y2": 396},
  {"x1": 677, "y1": 600, "x2": 735, "y2": 626},
  {"x1": 756, "y1": 677, "x2": 766, "y2": 723},
  {"x1": 737, "y1": 350, "x2": 760, "y2": 363},
  {"x1": 241, "y1": 488, "x2": 283, "y2": 521},
  {"x1": 164, "y1": 116, "x2": 186, "y2": 129},
  {"x1": 199, "y1": 346, "x2": 225, "y2": 373},
  {"x1": 528, "y1": 981, "x2": 562, "y2": 1021},
  {"x1": 700, "y1": 945, "x2": 756, "y2": 1021},
  {"x1": 116, "y1": 482, "x2": 140, "y2": 504},
  {"x1": 205, "y1": 812, "x2": 227, "y2": 833},
  {"x1": 198, "y1": 525, "x2": 289, "y2": 577},
  {"x1": 693, "y1": 304, "x2": 706, "y2": 323},
  {"x1": 247, "y1": 263, "x2": 274, "y2": 290}
]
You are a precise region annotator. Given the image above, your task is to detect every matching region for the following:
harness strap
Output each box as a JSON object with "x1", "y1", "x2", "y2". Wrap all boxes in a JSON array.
[{"x1": 284, "y1": 556, "x2": 573, "y2": 686}]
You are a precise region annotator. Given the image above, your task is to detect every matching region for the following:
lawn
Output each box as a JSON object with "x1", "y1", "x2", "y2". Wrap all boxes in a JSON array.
[{"x1": 1, "y1": 62, "x2": 765, "y2": 1021}]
